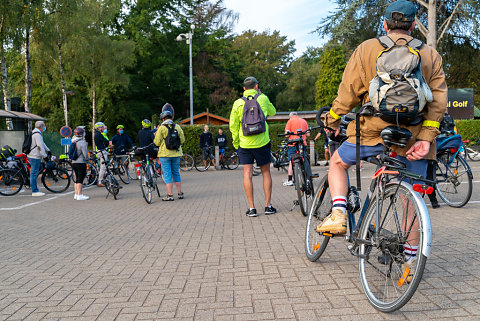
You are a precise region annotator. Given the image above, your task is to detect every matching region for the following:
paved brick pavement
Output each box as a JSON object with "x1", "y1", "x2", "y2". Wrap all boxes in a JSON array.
[{"x1": 1, "y1": 162, "x2": 480, "y2": 320}]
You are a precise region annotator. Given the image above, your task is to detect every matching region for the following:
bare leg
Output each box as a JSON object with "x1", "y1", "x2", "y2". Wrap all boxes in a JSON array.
[
  {"x1": 324, "y1": 148, "x2": 330, "y2": 162},
  {"x1": 243, "y1": 164, "x2": 254, "y2": 208},
  {"x1": 165, "y1": 183, "x2": 173, "y2": 195},
  {"x1": 261, "y1": 163, "x2": 272, "y2": 207},
  {"x1": 175, "y1": 182, "x2": 182, "y2": 194},
  {"x1": 328, "y1": 152, "x2": 350, "y2": 198},
  {"x1": 288, "y1": 159, "x2": 293, "y2": 176}
]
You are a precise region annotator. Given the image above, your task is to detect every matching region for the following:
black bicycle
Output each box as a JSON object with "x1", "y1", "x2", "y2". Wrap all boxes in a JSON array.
[
  {"x1": 132, "y1": 145, "x2": 161, "y2": 204},
  {"x1": 0, "y1": 153, "x2": 71, "y2": 195},
  {"x1": 279, "y1": 126, "x2": 321, "y2": 216},
  {"x1": 271, "y1": 138, "x2": 289, "y2": 172},
  {"x1": 98, "y1": 148, "x2": 121, "y2": 199}
]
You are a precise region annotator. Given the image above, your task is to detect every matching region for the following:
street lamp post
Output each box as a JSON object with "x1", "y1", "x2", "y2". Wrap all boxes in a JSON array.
[{"x1": 176, "y1": 24, "x2": 195, "y2": 125}]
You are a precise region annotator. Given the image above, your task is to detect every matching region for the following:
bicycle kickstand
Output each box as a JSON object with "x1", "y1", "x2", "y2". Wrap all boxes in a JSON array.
[{"x1": 290, "y1": 200, "x2": 299, "y2": 211}]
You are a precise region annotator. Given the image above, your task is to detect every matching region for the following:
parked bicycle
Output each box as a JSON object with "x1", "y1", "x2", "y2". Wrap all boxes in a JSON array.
[
  {"x1": 305, "y1": 124, "x2": 433, "y2": 312},
  {"x1": 462, "y1": 139, "x2": 480, "y2": 161},
  {"x1": 180, "y1": 154, "x2": 194, "y2": 171},
  {"x1": 0, "y1": 153, "x2": 71, "y2": 195},
  {"x1": 195, "y1": 146, "x2": 215, "y2": 171},
  {"x1": 279, "y1": 126, "x2": 321, "y2": 216},
  {"x1": 97, "y1": 147, "x2": 121, "y2": 199},
  {"x1": 434, "y1": 133, "x2": 473, "y2": 207},
  {"x1": 271, "y1": 138, "x2": 289, "y2": 172}
]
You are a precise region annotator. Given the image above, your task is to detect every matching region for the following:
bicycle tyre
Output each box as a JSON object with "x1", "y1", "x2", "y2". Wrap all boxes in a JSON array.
[
  {"x1": 180, "y1": 154, "x2": 194, "y2": 171},
  {"x1": 41, "y1": 168, "x2": 71, "y2": 193},
  {"x1": 117, "y1": 162, "x2": 130, "y2": 184},
  {"x1": 105, "y1": 174, "x2": 119, "y2": 200},
  {"x1": 305, "y1": 174, "x2": 331, "y2": 262},
  {"x1": 0, "y1": 168, "x2": 23, "y2": 196},
  {"x1": 358, "y1": 182, "x2": 428, "y2": 312},
  {"x1": 140, "y1": 167, "x2": 153, "y2": 204},
  {"x1": 83, "y1": 164, "x2": 98, "y2": 187},
  {"x1": 194, "y1": 155, "x2": 210, "y2": 172},
  {"x1": 294, "y1": 162, "x2": 308, "y2": 216},
  {"x1": 226, "y1": 152, "x2": 240, "y2": 170},
  {"x1": 435, "y1": 152, "x2": 472, "y2": 208}
]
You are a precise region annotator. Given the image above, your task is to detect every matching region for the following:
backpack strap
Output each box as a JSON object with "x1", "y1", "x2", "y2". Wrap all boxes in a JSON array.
[
  {"x1": 407, "y1": 38, "x2": 424, "y2": 50},
  {"x1": 377, "y1": 35, "x2": 395, "y2": 49}
]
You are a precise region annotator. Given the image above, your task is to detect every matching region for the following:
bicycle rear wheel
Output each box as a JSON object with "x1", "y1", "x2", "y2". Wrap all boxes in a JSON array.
[
  {"x1": 105, "y1": 174, "x2": 120, "y2": 200},
  {"x1": 0, "y1": 169, "x2": 23, "y2": 196},
  {"x1": 140, "y1": 167, "x2": 153, "y2": 204},
  {"x1": 117, "y1": 162, "x2": 130, "y2": 184},
  {"x1": 305, "y1": 174, "x2": 331, "y2": 262},
  {"x1": 83, "y1": 164, "x2": 98, "y2": 187},
  {"x1": 194, "y1": 155, "x2": 210, "y2": 172},
  {"x1": 180, "y1": 154, "x2": 194, "y2": 171},
  {"x1": 42, "y1": 168, "x2": 71, "y2": 193},
  {"x1": 358, "y1": 182, "x2": 428, "y2": 312},
  {"x1": 435, "y1": 152, "x2": 472, "y2": 208},
  {"x1": 226, "y1": 152, "x2": 239, "y2": 170},
  {"x1": 57, "y1": 159, "x2": 73, "y2": 177},
  {"x1": 294, "y1": 162, "x2": 309, "y2": 216}
]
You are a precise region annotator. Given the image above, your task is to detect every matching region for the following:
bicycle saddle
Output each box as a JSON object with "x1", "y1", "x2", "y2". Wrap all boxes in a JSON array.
[{"x1": 380, "y1": 126, "x2": 412, "y2": 148}]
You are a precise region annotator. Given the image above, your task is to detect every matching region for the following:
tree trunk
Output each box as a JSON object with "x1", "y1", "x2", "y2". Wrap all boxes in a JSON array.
[
  {"x1": 24, "y1": 28, "x2": 32, "y2": 130},
  {"x1": 92, "y1": 81, "x2": 96, "y2": 150},
  {"x1": 56, "y1": 25, "x2": 69, "y2": 127},
  {"x1": 0, "y1": 44, "x2": 12, "y2": 130},
  {"x1": 426, "y1": 0, "x2": 437, "y2": 48}
]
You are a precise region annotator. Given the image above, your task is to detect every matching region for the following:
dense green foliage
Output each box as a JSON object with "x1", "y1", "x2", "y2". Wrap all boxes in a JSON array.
[{"x1": 315, "y1": 44, "x2": 347, "y2": 108}]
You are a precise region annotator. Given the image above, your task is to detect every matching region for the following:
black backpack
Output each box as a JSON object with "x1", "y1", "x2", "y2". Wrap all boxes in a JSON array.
[
  {"x1": 241, "y1": 94, "x2": 266, "y2": 136},
  {"x1": 440, "y1": 113, "x2": 455, "y2": 134},
  {"x1": 163, "y1": 124, "x2": 181, "y2": 151},
  {"x1": 68, "y1": 141, "x2": 79, "y2": 160},
  {"x1": 22, "y1": 131, "x2": 39, "y2": 154}
]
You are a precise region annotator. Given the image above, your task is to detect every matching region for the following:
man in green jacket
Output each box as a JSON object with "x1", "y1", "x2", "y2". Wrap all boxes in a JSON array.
[{"x1": 229, "y1": 76, "x2": 277, "y2": 217}]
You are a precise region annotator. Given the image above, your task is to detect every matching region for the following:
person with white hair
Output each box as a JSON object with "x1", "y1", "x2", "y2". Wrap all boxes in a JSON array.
[
  {"x1": 283, "y1": 112, "x2": 309, "y2": 186},
  {"x1": 27, "y1": 121, "x2": 50, "y2": 196}
]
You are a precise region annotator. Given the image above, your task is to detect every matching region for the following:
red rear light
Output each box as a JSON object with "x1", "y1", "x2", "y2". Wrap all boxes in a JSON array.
[
  {"x1": 389, "y1": 151, "x2": 397, "y2": 158},
  {"x1": 134, "y1": 164, "x2": 142, "y2": 168},
  {"x1": 450, "y1": 148, "x2": 458, "y2": 153},
  {"x1": 413, "y1": 184, "x2": 434, "y2": 195}
]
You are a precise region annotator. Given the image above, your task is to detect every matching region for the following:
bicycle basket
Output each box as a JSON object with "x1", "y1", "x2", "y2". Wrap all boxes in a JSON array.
[{"x1": 436, "y1": 134, "x2": 462, "y2": 151}]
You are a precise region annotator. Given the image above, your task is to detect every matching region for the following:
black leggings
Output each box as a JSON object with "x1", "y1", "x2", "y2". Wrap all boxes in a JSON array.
[{"x1": 72, "y1": 163, "x2": 87, "y2": 184}]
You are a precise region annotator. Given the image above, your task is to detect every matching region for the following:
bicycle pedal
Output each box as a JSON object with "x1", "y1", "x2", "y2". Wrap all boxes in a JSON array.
[{"x1": 312, "y1": 173, "x2": 319, "y2": 178}]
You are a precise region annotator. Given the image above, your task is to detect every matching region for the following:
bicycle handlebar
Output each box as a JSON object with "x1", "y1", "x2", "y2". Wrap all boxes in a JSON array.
[{"x1": 277, "y1": 126, "x2": 322, "y2": 137}]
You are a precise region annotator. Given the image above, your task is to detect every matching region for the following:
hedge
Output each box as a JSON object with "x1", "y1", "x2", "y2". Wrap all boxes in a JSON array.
[{"x1": 454, "y1": 119, "x2": 480, "y2": 143}]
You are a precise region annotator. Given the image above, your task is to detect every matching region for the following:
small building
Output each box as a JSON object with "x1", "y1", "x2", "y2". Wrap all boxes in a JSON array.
[
  {"x1": 266, "y1": 110, "x2": 318, "y2": 122},
  {"x1": 180, "y1": 110, "x2": 229, "y2": 125}
]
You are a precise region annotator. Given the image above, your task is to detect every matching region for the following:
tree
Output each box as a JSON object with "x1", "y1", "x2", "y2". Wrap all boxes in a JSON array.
[
  {"x1": 276, "y1": 47, "x2": 322, "y2": 111},
  {"x1": 315, "y1": 44, "x2": 347, "y2": 108}
]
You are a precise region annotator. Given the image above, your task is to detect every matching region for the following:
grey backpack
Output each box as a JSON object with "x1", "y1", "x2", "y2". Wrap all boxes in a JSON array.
[
  {"x1": 241, "y1": 94, "x2": 266, "y2": 136},
  {"x1": 368, "y1": 36, "x2": 433, "y2": 124}
]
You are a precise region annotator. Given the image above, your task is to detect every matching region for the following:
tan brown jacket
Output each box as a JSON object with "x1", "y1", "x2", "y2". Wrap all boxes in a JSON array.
[{"x1": 325, "y1": 32, "x2": 448, "y2": 158}]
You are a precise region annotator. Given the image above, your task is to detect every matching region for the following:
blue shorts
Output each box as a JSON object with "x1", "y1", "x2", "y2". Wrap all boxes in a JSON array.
[
  {"x1": 287, "y1": 145, "x2": 306, "y2": 161},
  {"x1": 238, "y1": 142, "x2": 271, "y2": 166},
  {"x1": 337, "y1": 142, "x2": 428, "y2": 180}
]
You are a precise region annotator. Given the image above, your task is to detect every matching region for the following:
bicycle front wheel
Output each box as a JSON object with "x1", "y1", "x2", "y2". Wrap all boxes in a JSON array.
[
  {"x1": 294, "y1": 162, "x2": 309, "y2": 216},
  {"x1": 42, "y1": 168, "x2": 71, "y2": 193},
  {"x1": 358, "y1": 182, "x2": 428, "y2": 312},
  {"x1": 226, "y1": 152, "x2": 239, "y2": 170},
  {"x1": 435, "y1": 152, "x2": 472, "y2": 208},
  {"x1": 83, "y1": 164, "x2": 98, "y2": 187},
  {"x1": 180, "y1": 154, "x2": 194, "y2": 171},
  {"x1": 140, "y1": 167, "x2": 153, "y2": 204},
  {"x1": 305, "y1": 174, "x2": 331, "y2": 262},
  {"x1": 194, "y1": 155, "x2": 210, "y2": 172},
  {"x1": 57, "y1": 159, "x2": 73, "y2": 177},
  {"x1": 0, "y1": 169, "x2": 23, "y2": 196},
  {"x1": 105, "y1": 174, "x2": 120, "y2": 200}
]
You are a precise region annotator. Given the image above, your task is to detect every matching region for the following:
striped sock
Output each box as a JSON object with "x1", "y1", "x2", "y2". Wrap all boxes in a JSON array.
[
  {"x1": 404, "y1": 245, "x2": 418, "y2": 263},
  {"x1": 332, "y1": 196, "x2": 347, "y2": 214}
]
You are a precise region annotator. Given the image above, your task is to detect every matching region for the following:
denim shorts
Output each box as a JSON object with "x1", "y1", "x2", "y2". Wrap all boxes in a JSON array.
[{"x1": 337, "y1": 141, "x2": 427, "y2": 179}]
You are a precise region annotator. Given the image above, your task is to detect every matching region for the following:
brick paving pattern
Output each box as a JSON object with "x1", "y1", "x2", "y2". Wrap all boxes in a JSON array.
[{"x1": 1, "y1": 162, "x2": 480, "y2": 320}]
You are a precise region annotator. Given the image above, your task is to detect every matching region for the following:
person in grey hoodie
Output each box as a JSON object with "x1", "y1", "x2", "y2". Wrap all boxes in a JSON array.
[
  {"x1": 71, "y1": 127, "x2": 90, "y2": 200},
  {"x1": 27, "y1": 121, "x2": 50, "y2": 197}
]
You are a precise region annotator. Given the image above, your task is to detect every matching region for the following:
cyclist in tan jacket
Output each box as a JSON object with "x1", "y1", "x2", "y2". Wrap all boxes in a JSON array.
[{"x1": 317, "y1": 0, "x2": 447, "y2": 236}]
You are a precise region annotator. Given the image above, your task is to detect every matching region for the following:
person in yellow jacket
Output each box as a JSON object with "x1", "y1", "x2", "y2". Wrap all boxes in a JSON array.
[{"x1": 154, "y1": 110, "x2": 185, "y2": 201}]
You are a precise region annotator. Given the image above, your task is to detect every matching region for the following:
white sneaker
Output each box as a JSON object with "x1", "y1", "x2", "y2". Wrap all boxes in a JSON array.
[
  {"x1": 76, "y1": 194, "x2": 90, "y2": 201},
  {"x1": 283, "y1": 180, "x2": 294, "y2": 186},
  {"x1": 74, "y1": 194, "x2": 78, "y2": 200},
  {"x1": 32, "y1": 192, "x2": 45, "y2": 197}
]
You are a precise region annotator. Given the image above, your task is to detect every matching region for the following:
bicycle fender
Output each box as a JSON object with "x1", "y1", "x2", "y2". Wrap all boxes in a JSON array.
[{"x1": 398, "y1": 181, "x2": 432, "y2": 258}]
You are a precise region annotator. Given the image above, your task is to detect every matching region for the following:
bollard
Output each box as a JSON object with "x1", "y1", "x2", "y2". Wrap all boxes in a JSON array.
[
  {"x1": 310, "y1": 140, "x2": 315, "y2": 166},
  {"x1": 215, "y1": 146, "x2": 220, "y2": 170}
]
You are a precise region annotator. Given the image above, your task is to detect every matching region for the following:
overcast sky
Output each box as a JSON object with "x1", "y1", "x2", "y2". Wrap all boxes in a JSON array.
[{"x1": 222, "y1": 0, "x2": 337, "y2": 56}]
